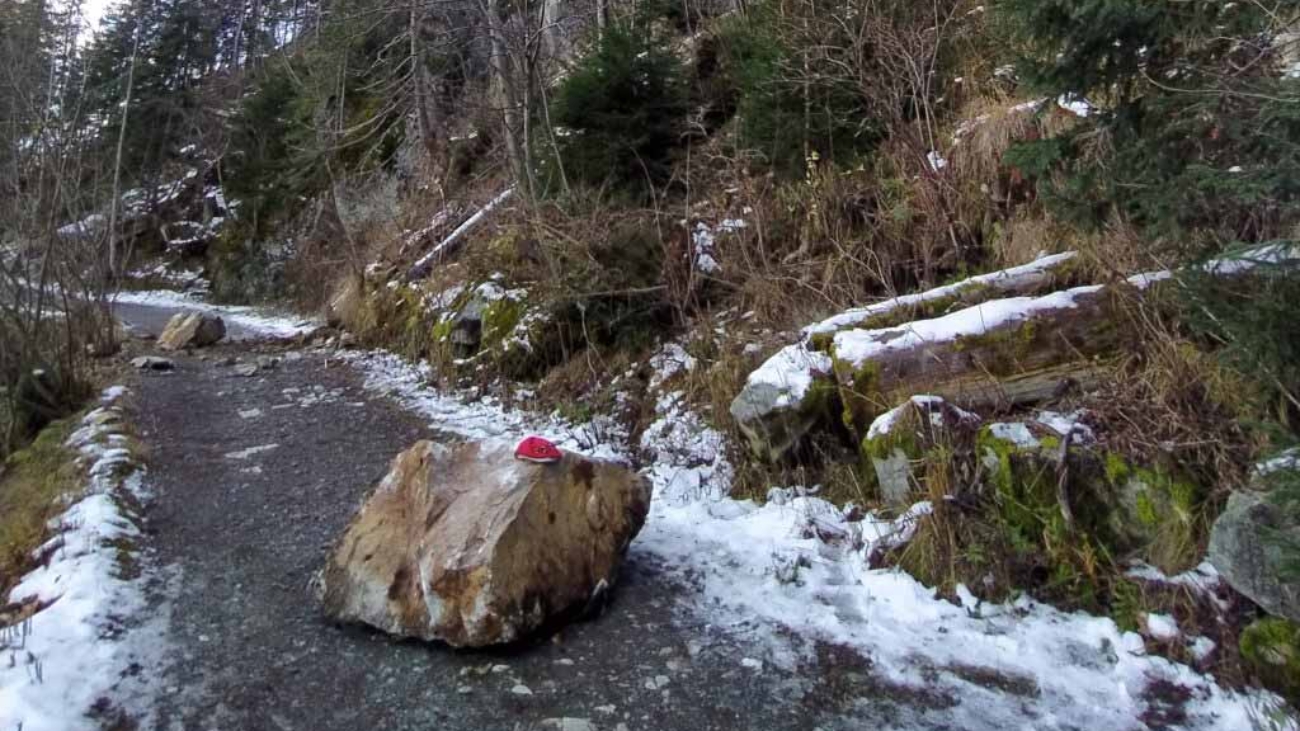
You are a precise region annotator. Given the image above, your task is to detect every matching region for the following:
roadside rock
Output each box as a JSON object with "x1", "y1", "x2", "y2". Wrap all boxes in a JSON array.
[
  {"x1": 131, "y1": 356, "x2": 175, "y2": 371},
  {"x1": 1239, "y1": 617, "x2": 1300, "y2": 703},
  {"x1": 862, "y1": 396, "x2": 980, "y2": 506},
  {"x1": 729, "y1": 344, "x2": 836, "y2": 462},
  {"x1": 1208, "y1": 490, "x2": 1300, "y2": 623},
  {"x1": 233, "y1": 363, "x2": 260, "y2": 377},
  {"x1": 321, "y1": 440, "x2": 653, "y2": 647},
  {"x1": 157, "y1": 312, "x2": 226, "y2": 350}
]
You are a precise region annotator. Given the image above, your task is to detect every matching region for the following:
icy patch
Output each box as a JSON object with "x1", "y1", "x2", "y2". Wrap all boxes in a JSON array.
[
  {"x1": 340, "y1": 350, "x2": 626, "y2": 462},
  {"x1": 866, "y1": 395, "x2": 977, "y2": 440},
  {"x1": 224, "y1": 444, "x2": 279, "y2": 460},
  {"x1": 0, "y1": 387, "x2": 164, "y2": 731},
  {"x1": 1124, "y1": 561, "x2": 1223, "y2": 597},
  {"x1": 1057, "y1": 94, "x2": 1095, "y2": 117},
  {"x1": 987, "y1": 422, "x2": 1040, "y2": 449},
  {"x1": 113, "y1": 289, "x2": 319, "y2": 338},
  {"x1": 692, "y1": 223, "x2": 722, "y2": 274},
  {"x1": 1034, "y1": 410, "x2": 1095, "y2": 443},
  {"x1": 640, "y1": 391, "x2": 734, "y2": 504},
  {"x1": 1145, "y1": 613, "x2": 1180, "y2": 642},
  {"x1": 638, "y1": 490, "x2": 1278, "y2": 730},
  {"x1": 648, "y1": 342, "x2": 697, "y2": 391}
]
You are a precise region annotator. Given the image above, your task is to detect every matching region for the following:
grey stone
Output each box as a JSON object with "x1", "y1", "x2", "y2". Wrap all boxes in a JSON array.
[
  {"x1": 132, "y1": 356, "x2": 175, "y2": 371},
  {"x1": 234, "y1": 363, "x2": 260, "y2": 377},
  {"x1": 1208, "y1": 489, "x2": 1300, "y2": 623},
  {"x1": 541, "y1": 719, "x2": 595, "y2": 731}
]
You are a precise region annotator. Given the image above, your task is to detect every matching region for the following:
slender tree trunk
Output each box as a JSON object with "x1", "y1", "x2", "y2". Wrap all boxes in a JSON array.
[
  {"x1": 486, "y1": 0, "x2": 528, "y2": 199},
  {"x1": 106, "y1": 13, "x2": 143, "y2": 281}
]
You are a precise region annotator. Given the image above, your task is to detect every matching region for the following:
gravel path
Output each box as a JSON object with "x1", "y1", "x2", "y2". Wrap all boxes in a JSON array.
[{"x1": 129, "y1": 342, "x2": 936, "y2": 731}]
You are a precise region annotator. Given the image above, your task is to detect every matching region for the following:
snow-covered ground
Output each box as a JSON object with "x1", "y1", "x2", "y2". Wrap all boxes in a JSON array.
[
  {"x1": 0, "y1": 387, "x2": 166, "y2": 731},
  {"x1": 113, "y1": 288, "x2": 319, "y2": 338},
  {"x1": 343, "y1": 346, "x2": 1290, "y2": 731}
]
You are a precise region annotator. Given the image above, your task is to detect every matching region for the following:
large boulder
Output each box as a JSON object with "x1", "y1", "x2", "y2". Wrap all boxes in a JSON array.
[
  {"x1": 320, "y1": 440, "x2": 652, "y2": 647},
  {"x1": 157, "y1": 312, "x2": 225, "y2": 350},
  {"x1": 1209, "y1": 489, "x2": 1300, "y2": 623}
]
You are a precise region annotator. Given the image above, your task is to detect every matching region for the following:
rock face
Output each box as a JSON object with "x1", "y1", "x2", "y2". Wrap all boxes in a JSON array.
[
  {"x1": 321, "y1": 440, "x2": 653, "y2": 647},
  {"x1": 157, "y1": 312, "x2": 226, "y2": 350},
  {"x1": 1209, "y1": 490, "x2": 1300, "y2": 623}
]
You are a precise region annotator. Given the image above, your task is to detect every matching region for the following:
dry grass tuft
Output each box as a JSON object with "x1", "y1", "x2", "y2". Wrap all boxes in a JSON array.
[{"x1": 0, "y1": 417, "x2": 80, "y2": 597}]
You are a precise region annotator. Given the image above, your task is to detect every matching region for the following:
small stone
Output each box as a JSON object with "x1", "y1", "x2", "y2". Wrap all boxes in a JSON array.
[
  {"x1": 741, "y1": 657, "x2": 762, "y2": 671},
  {"x1": 456, "y1": 685, "x2": 473, "y2": 695},
  {"x1": 554, "y1": 658, "x2": 575, "y2": 666},
  {"x1": 131, "y1": 356, "x2": 175, "y2": 371},
  {"x1": 490, "y1": 664, "x2": 510, "y2": 674},
  {"x1": 643, "y1": 675, "x2": 669, "y2": 691},
  {"x1": 540, "y1": 720, "x2": 594, "y2": 731},
  {"x1": 510, "y1": 684, "x2": 533, "y2": 696},
  {"x1": 234, "y1": 363, "x2": 259, "y2": 377},
  {"x1": 594, "y1": 705, "x2": 616, "y2": 715}
]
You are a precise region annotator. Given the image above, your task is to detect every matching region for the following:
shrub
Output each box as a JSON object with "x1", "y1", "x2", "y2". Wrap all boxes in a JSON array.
[
  {"x1": 550, "y1": 24, "x2": 689, "y2": 194},
  {"x1": 713, "y1": 3, "x2": 881, "y2": 178}
]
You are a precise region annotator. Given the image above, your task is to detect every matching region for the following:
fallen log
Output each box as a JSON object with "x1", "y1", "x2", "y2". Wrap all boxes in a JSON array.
[
  {"x1": 830, "y1": 283, "x2": 1122, "y2": 433},
  {"x1": 732, "y1": 245, "x2": 1300, "y2": 460}
]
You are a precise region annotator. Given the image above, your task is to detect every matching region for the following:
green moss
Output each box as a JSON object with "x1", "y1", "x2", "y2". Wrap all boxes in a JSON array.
[
  {"x1": 1104, "y1": 452, "x2": 1131, "y2": 484},
  {"x1": 831, "y1": 356, "x2": 883, "y2": 435},
  {"x1": 950, "y1": 320, "x2": 1040, "y2": 376},
  {"x1": 1, "y1": 417, "x2": 81, "y2": 591},
  {"x1": 1240, "y1": 617, "x2": 1300, "y2": 703},
  {"x1": 808, "y1": 332, "x2": 835, "y2": 352},
  {"x1": 1135, "y1": 490, "x2": 1159, "y2": 527},
  {"x1": 480, "y1": 296, "x2": 525, "y2": 348},
  {"x1": 431, "y1": 317, "x2": 454, "y2": 343},
  {"x1": 1104, "y1": 455, "x2": 1205, "y2": 572}
]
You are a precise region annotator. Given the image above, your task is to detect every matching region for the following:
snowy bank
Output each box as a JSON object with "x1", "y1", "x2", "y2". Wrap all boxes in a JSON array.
[
  {"x1": 340, "y1": 345, "x2": 1285, "y2": 731},
  {"x1": 0, "y1": 387, "x2": 164, "y2": 731}
]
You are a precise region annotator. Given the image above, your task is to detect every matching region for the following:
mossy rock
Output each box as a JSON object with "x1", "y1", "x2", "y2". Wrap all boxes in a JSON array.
[
  {"x1": 861, "y1": 396, "x2": 980, "y2": 507},
  {"x1": 975, "y1": 422, "x2": 1125, "y2": 604},
  {"x1": 732, "y1": 376, "x2": 841, "y2": 463},
  {"x1": 1240, "y1": 617, "x2": 1300, "y2": 704},
  {"x1": 1103, "y1": 455, "x2": 1203, "y2": 574}
]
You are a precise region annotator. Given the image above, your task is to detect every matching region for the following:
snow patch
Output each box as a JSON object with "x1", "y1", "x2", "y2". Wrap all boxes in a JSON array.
[
  {"x1": 0, "y1": 387, "x2": 165, "y2": 731},
  {"x1": 742, "y1": 344, "x2": 834, "y2": 411},
  {"x1": 112, "y1": 289, "x2": 319, "y2": 338}
]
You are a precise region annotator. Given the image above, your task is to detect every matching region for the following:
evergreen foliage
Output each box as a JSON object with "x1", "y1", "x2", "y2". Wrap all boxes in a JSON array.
[
  {"x1": 997, "y1": 0, "x2": 1300, "y2": 251},
  {"x1": 551, "y1": 24, "x2": 689, "y2": 194},
  {"x1": 714, "y1": 3, "x2": 881, "y2": 177}
]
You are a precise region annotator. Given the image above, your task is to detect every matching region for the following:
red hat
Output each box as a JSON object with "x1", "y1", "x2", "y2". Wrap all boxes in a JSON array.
[{"x1": 515, "y1": 435, "x2": 563, "y2": 464}]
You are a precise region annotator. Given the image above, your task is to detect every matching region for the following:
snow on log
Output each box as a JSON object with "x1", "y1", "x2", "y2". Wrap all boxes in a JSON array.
[
  {"x1": 733, "y1": 252, "x2": 1082, "y2": 460},
  {"x1": 829, "y1": 284, "x2": 1119, "y2": 434},
  {"x1": 803, "y1": 251, "x2": 1079, "y2": 337},
  {"x1": 732, "y1": 245, "x2": 1300, "y2": 460},
  {"x1": 405, "y1": 187, "x2": 515, "y2": 281}
]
